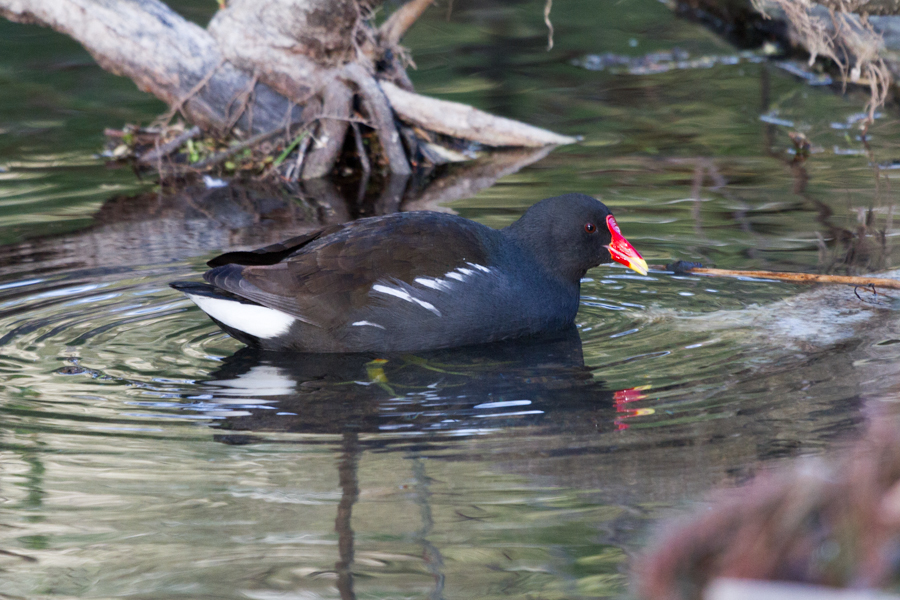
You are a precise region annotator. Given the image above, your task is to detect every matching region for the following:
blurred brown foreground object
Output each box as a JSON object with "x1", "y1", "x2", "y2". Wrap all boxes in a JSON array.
[
  {"x1": 705, "y1": 578, "x2": 900, "y2": 600},
  {"x1": 635, "y1": 423, "x2": 900, "y2": 599}
]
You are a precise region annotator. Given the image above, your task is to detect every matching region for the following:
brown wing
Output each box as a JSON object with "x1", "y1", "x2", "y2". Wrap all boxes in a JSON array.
[{"x1": 204, "y1": 212, "x2": 496, "y2": 329}]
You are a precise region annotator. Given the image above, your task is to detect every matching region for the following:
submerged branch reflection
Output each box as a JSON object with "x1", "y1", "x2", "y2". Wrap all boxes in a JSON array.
[{"x1": 336, "y1": 432, "x2": 359, "y2": 600}]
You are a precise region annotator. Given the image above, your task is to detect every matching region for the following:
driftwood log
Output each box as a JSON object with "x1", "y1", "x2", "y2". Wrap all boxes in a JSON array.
[{"x1": 0, "y1": 0, "x2": 576, "y2": 179}]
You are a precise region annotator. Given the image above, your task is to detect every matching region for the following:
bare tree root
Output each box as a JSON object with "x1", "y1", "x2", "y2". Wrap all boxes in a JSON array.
[
  {"x1": 301, "y1": 79, "x2": 354, "y2": 179},
  {"x1": 351, "y1": 122, "x2": 372, "y2": 179},
  {"x1": 753, "y1": 0, "x2": 892, "y2": 122},
  {"x1": 341, "y1": 63, "x2": 412, "y2": 176}
]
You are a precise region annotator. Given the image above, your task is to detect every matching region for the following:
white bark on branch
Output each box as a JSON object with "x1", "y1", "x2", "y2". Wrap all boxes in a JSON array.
[{"x1": 380, "y1": 81, "x2": 578, "y2": 147}]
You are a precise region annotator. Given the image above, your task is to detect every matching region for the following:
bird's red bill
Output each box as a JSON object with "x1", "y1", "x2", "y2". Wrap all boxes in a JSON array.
[{"x1": 606, "y1": 215, "x2": 648, "y2": 276}]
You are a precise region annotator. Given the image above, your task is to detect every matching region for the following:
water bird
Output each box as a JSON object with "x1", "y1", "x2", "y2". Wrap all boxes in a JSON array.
[{"x1": 170, "y1": 193, "x2": 648, "y2": 352}]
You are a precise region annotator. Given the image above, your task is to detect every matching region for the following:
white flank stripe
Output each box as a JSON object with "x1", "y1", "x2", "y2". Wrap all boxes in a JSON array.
[
  {"x1": 413, "y1": 299, "x2": 441, "y2": 316},
  {"x1": 188, "y1": 294, "x2": 296, "y2": 339},
  {"x1": 414, "y1": 277, "x2": 453, "y2": 291},
  {"x1": 415, "y1": 265, "x2": 493, "y2": 292},
  {"x1": 372, "y1": 283, "x2": 412, "y2": 301},
  {"x1": 467, "y1": 262, "x2": 492, "y2": 273},
  {"x1": 372, "y1": 284, "x2": 442, "y2": 317},
  {"x1": 351, "y1": 320, "x2": 386, "y2": 329}
]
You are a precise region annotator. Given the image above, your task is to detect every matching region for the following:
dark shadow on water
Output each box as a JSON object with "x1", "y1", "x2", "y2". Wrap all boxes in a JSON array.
[{"x1": 204, "y1": 325, "x2": 629, "y2": 445}]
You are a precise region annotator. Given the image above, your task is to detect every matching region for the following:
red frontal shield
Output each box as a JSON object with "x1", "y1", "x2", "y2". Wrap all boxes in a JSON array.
[{"x1": 606, "y1": 215, "x2": 648, "y2": 275}]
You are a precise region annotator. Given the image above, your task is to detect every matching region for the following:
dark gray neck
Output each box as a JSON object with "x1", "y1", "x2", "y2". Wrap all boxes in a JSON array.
[{"x1": 502, "y1": 220, "x2": 586, "y2": 286}]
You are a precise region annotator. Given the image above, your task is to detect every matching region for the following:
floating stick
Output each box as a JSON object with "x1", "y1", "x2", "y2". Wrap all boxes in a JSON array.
[{"x1": 652, "y1": 263, "x2": 900, "y2": 290}]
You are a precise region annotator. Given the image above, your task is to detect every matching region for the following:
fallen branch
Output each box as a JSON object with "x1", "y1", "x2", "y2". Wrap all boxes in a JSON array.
[
  {"x1": 2, "y1": 0, "x2": 577, "y2": 181},
  {"x1": 380, "y1": 81, "x2": 578, "y2": 147},
  {"x1": 657, "y1": 263, "x2": 900, "y2": 290}
]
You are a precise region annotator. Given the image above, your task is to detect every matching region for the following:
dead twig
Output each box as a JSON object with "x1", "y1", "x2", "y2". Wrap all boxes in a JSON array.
[
  {"x1": 287, "y1": 134, "x2": 312, "y2": 182},
  {"x1": 137, "y1": 126, "x2": 202, "y2": 164},
  {"x1": 223, "y1": 71, "x2": 260, "y2": 134},
  {"x1": 167, "y1": 125, "x2": 289, "y2": 175},
  {"x1": 544, "y1": 0, "x2": 554, "y2": 51},
  {"x1": 155, "y1": 57, "x2": 226, "y2": 128},
  {"x1": 854, "y1": 282, "x2": 877, "y2": 301},
  {"x1": 351, "y1": 121, "x2": 371, "y2": 178}
]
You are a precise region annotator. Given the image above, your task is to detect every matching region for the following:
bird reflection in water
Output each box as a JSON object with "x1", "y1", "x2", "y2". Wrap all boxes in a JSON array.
[
  {"x1": 196, "y1": 326, "x2": 649, "y2": 600},
  {"x1": 200, "y1": 326, "x2": 651, "y2": 440}
]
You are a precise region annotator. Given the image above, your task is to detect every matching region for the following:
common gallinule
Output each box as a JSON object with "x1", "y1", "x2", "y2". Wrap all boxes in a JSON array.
[{"x1": 171, "y1": 193, "x2": 647, "y2": 352}]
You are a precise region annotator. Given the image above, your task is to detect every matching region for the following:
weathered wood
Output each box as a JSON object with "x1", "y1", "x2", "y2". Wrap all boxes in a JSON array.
[
  {"x1": 381, "y1": 81, "x2": 579, "y2": 147},
  {"x1": 206, "y1": 0, "x2": 348, "y2": 104},
  {"x1": 343, "y1": 64, "x2": 412, "y2": 175}
]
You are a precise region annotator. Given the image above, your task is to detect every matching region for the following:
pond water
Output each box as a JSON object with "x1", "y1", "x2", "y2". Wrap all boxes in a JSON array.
[{"x1": 2, "y1": 1, "x2": 900, "y2": 598}]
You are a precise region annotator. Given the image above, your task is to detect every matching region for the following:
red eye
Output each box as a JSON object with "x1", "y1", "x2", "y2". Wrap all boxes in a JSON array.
[{"x1": 584, "y1": 222, "x2": 596, "y2": 233}]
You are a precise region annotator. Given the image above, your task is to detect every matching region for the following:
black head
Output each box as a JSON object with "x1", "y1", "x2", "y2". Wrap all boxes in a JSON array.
[{"x1": 503, "y1": 193, "x2": 647, "y2": 283}]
